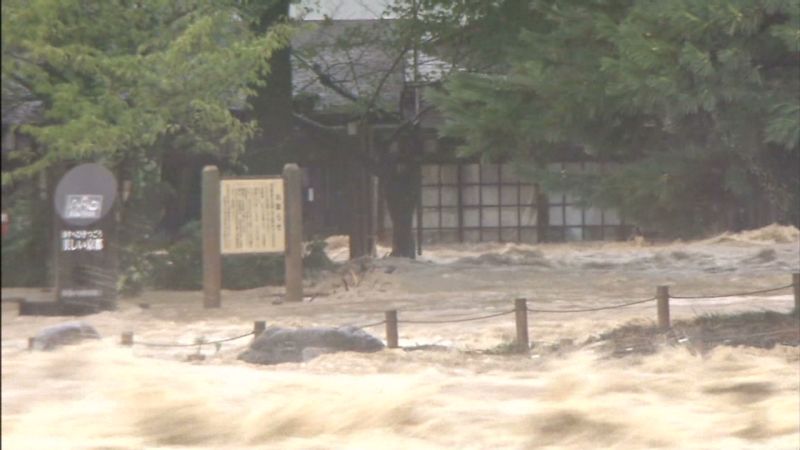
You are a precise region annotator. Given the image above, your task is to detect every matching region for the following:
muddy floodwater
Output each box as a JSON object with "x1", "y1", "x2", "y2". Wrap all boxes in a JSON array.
[{"x1": 2, "y1": 225, "x2": 799, "y2": 449}]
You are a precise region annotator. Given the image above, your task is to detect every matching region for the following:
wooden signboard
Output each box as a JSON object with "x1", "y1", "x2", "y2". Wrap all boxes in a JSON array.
[
  {"x1": 202, "y1": 164, "x2": 302, "y2": 308},
  {"x1": 220, "y1": 178, "x2": 285, "y2": 254}
]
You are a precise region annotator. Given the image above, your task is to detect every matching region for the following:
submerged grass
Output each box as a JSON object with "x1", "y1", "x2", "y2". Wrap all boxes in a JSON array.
[{"x1": 587, "y1": 311, "x2": 799, "y2": 357}]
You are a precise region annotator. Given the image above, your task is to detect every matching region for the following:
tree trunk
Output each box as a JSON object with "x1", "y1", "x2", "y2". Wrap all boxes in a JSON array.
[
  {"x1": 243, "y1": 0, "x2": 293, "y2": 174},
  {"x1": 159, "y1": 149, "x2": 217, "y2": 237},
  {"x1": 382, "y1": 161, "x2": 420, "y2": 258},
  {"x1": 348, "y1": 160, "x2": 371, "y2": 259}
]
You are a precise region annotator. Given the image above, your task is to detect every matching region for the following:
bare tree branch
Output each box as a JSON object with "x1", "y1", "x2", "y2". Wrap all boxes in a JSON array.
[
  {"x1": 363, "y1": 44, "x2": 410, "y2": 119},
  {"x1": 293, "y1": 52, "x2": 361, "y2": 103},
  {"x1": 343, "y1": 47, "x2": 362, "y2": 94},
  {"x1": 384, "y1": 103, "x2": 436, "y2": 143},
  {"x1": 291, "y1": 112, "x2": 343, "y2": 133}
]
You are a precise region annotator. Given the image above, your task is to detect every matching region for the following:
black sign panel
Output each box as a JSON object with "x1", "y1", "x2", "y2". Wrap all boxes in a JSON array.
[{"x1": 53, "y1": 163, "x2": 118, "y2": 313}]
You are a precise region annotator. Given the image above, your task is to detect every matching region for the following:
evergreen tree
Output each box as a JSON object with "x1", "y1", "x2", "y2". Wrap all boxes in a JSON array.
[{"x1": 427, "y1": 0, "x2": 799, "y2": 234}]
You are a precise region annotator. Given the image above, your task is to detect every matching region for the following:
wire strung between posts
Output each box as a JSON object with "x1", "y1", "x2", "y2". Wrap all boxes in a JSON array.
[
  {"x1": 348, "y1": 320, "x2": 386, "y2": 329},
  {"x1": 670, "y1": 284, "x2": 794, "y2": 299},
  {"x1": 135, "y1": 331, "x2": 254, "y2": 348},
  {"x1": 527, "y1": 297, "x2": 657, "y2": 314},
  {"x1": 401, "y1": 309, "x2": 515, "y2": 324},
  {"x1": 61, "y1": 299, "x2": 113, "y2": 311}
]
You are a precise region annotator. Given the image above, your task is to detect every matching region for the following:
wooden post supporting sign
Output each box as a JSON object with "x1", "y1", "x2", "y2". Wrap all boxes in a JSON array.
[
  {"x1": 202, "y1": 164, "x2": 304, "y2": 307},
  {"x1": 202, "y1": 166, "x2": 221, "y2": 308},
  {"x1": 283, "y1": 164, "x2": 303, "y2": 303}
]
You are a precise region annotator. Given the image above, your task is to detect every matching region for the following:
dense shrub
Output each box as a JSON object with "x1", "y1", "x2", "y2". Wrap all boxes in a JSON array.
[
  {"x1": 119, "y1": 221, "x2": 335, "y2": 293},
  {"x1": 1, "y1": 187, "x2": 51, "y2": 287}
]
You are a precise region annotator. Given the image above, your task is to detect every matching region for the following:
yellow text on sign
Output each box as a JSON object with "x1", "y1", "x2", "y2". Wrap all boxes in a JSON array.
[{"x1": 220, "y1": 179, "x2": 285, "y2": 254}]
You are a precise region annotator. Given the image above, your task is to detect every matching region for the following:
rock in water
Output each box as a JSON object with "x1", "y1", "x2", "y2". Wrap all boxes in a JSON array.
[
  {"x1": 31, "y1": 321, "x2": 101, "y2": 350},
  {"x1": 238, "y1": 326, "x2": 384, "y2": 365}
]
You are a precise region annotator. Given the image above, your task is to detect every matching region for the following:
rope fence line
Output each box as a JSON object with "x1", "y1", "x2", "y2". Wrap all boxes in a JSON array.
[
  {"x1": 400, "y1": 309, "x2": 515, "y2": 324},
  {"x1": 122, "y1": 331, "x2": 254, "y2": 348},
  {"x1": 670, "y1": 284, "x2": 794, "y2": 299},
  {"x1": 527, "y1": 297, "x2": 656, "y2": 314},
  {"x1": 101, "y1": 273, "x2": 797, "y2": 354},
  {"x1": 349, "y1": 320, "x2": 386, "y2": 329}
]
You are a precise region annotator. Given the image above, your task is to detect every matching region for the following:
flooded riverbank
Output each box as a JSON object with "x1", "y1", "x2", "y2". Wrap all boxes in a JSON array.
[{"x1": 3, "y1": 225, "x2": 799, "y2": 449}]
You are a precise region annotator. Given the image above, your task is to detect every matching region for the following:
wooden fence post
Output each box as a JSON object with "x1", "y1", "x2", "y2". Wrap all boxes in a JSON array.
[
  {"x1": 202, "y1": 166, "x2": 221, "y2": 308},
  {"x1": 793, "y1": 273, "x2": 799, "y2": 314},
  {"x1": 121, "y1": 331, "x2": 133, "y2": 346},
  {"x1": 657, "y1": 285, "x2": 670, "y2": 330},
  {"x1": 515, "y1": 298, "x2": 529, "y2": 352},
  {"x1": 283, "y1": 164, "x2": 303, "y2": 303},
  {"x1": 253, "y1": 321, "x2": 266, "y2": 337},
  {"x1": 385, "y1": 310, "x2": 399, "y2": 349}
]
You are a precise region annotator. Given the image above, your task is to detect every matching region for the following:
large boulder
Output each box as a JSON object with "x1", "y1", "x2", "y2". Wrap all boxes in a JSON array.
[
  {"x1": 31, "y1": 321, "x2": 101, "y2": 350},
  {"x1": 238, "y1": 326, "x2": 384, "y2": 365}
]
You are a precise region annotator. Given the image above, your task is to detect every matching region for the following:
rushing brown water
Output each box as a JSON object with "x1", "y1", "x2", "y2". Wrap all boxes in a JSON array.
[{"x1": 2, "y1": 225, "x2": 799, "y2": 449}]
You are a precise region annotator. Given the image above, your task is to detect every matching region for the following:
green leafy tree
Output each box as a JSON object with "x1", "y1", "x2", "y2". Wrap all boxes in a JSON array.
[
  {"x1": 1, "y1": 0, "x2": 291, "y2": 286},
  {"x1": 289, "y1": 14, "x2": 429, "y2": 258},
  {"x1": 426, "y1": 0, "x2": 799, "y2": 234},
  {"x1": 1, "y1": 0, "x2": 290, "y2": 185},
  {"x1": 238, "y1": 0, "x2": 295, "y2": 174},
  {"x1": 291, "y1": 1, "x2": 515, "y2": 257}
]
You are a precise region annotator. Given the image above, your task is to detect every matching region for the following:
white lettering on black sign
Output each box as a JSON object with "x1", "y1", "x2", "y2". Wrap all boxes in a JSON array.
[
  {"x1": 65, "y1": 195, "x2": 103, "y2": 219},
  {"x1": 62, "y1": 230, "x2": 104, "y2": 252}
]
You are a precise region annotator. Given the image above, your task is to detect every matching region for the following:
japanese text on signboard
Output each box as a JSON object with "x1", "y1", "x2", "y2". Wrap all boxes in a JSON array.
[
  {"x1": 220, "y1": 179, "x2": 285, "y2": 254},
  {"x1": 61, "y1": 230, "x2": 104, "y2": 251}
]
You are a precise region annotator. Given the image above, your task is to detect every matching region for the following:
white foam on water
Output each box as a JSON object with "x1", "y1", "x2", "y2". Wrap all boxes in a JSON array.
[{"x1": 2, "y1": 225, "x2": 798, "y2": 449}]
